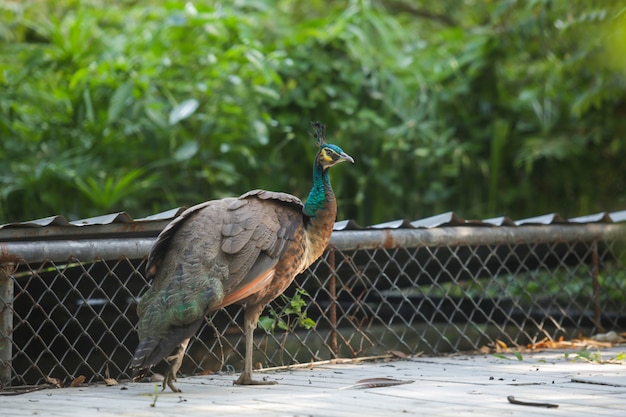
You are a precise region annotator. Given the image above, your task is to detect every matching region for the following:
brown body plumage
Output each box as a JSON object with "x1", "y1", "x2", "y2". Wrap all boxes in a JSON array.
[{"x1": 131, "y1": 123, "x2": 353, "y2": 391}]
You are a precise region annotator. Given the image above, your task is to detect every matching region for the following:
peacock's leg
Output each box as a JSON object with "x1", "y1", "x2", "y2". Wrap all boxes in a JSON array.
[
  {"x1": 163, "y1": 338, "x2": 190, "y2": 392},
  {"x1": 234, "y1": 304, "x2": 277, "y2": 386}
]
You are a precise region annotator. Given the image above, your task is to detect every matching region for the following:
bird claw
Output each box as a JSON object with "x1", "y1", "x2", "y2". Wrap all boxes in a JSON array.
[
  {"x1": 163, "y1": 370, "x2": 182, "y2": 392},
  {"x1": 233, "y1": 373, "x2": 278, "y2": 386}
]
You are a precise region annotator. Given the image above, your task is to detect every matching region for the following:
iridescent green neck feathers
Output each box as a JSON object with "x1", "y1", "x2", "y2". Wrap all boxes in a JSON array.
[
  {"x1": 302, "y1": 143, "x2": 354, "y2": 218},
  {"x1": 303, "y1": 163, "x2": 331, "y2": 217}
]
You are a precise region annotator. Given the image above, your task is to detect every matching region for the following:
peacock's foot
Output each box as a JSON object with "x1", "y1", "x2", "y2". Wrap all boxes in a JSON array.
[
  {"x1": 163, "y1": 368, "x2": 182, "y2": 393},
  {"x1": 233, "y1": 372, "x2": 278, "y2": 386}
]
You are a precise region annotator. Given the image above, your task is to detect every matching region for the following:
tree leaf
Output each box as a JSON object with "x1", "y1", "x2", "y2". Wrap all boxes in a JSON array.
[
  {"x1": 276, "y1": 318, "x2": 289, "y2": 331},
  {"x1": 253, "y1": 85, "x2": 280, "y2": 101},
  {"x1": 107, "y1": 80, "x2": 134, "y2": 123},
  {"x1": 145, "y1": 106, "x2": 168, "y2": 129},
  {"x1": 104, "y1": 377, "x2": 119, "y2": 386},
  {"x1": 253, "y1": 120, "x2": 269, "y2": 145},
  {"x1": 298, "y1": 317, "x2": 316, "y2": 329},
  {"x1": 169, "y1": 98, "x2": 199, "y2": 125},
  {"x1": 70, "y1": 375, "x2": 86, "y2": 387},
  {"x1": 257, "y1": 316, "x2": 275, "y2": 332},
  {"x1": 174, "y1": 140, "x2": 199, "y2": 161}
]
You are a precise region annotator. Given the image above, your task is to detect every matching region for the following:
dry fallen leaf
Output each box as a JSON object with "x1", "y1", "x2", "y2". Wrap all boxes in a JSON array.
[
  {"x1": 495, "y1": 339, "x2": 508, "y2": 350},
  {"x1": 104, "y1": 378, "x2": 118, "y2": 386},
  {"x1": 196, "y1": 369, "x2": 214, "y2": 376},
  {"x1": 387, "y1": 350, "x2": 408, "y2": 359},
  {"x1": 70, "y1": 375, "x2": 86, "y2": 387},
  {"x1": 46, "y1": 376, "x2": 63, "y2": 388}
]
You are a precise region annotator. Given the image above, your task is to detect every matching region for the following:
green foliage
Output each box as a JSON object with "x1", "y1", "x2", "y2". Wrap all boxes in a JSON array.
[
  {"x1": 258, "y1": 289, "x2": 316, "y2": 333},
  {"x1": 492, "y1": 351, "x2": 523, "y2": 361},
  {"x1": 150, "y1": 383, "x2": 159, "y2": 407},
  {"x1": 409, "y1": 262, "x2": 626, "y2": 303},
  {"x1": 74, "y1": 168, "x2": 158, "y2": 212},
  {"x1": 0, "y1": 0, "x2": 625, "y2": 224},
  {"x1": 564, "y1": 348, "x2": 625, "y2": 364},
  {"x1": 569, "y1": 348, "x2": 603, "y2": 363}
]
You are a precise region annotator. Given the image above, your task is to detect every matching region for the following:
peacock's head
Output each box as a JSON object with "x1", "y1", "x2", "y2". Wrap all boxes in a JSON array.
[{"x1": 310, "y1": 121, "x2": 354, "y2": 169}]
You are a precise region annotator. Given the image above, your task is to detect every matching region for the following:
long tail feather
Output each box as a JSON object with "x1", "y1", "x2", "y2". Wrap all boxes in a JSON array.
[{"x1": 131, "y1": 319, "x2": 204, "y2": 378}]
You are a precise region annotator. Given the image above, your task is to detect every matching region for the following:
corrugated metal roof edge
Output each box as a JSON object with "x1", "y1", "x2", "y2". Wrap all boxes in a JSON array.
[
  {"x1": 334, "y1": 210, "x2": 626, "y2": 231},
  {"x1": 1, "y1": 209, "x2": 625, "y2": 234},
  {"x1": 0, "y1": 208, "x2": 187, "y2": 230}
]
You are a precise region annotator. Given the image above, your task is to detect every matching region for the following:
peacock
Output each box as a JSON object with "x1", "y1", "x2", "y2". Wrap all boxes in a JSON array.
[{"x1": 131, "y1": 122, "x2": 353, "y2": 392}]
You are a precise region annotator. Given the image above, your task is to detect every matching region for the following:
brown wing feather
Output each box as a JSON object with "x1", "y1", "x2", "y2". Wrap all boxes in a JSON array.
[
  {"x1": 143, "y1": 191, "x2": 304, "y2": 310},
  {"x1": 239, "y1": 189, "x2": 303, "y2": 208},
  {"x1": 217, "y1": 192, "x2": 304, "y2": 301},
  {"x1": 211, "y1": 267, "x2": 275, "y2": 310},
  {"x1": 145, "y1": 200, "x2": 223, "y2": 278}
]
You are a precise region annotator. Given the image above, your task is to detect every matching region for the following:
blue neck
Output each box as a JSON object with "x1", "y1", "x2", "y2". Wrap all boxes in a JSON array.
[{"x1": 303, "y1": 163, "x2": 331, "y2": 217}]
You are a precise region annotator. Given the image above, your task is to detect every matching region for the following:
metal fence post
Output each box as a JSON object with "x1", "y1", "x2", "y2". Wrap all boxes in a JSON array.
[
  {"x1": 591, "y1": 239, "x2": 603, "y2": 333},
  {"x1": 328, "y1": 248, "x2": 338, "y2": 359},
  {"x1": 0, "y1": 261, "x2": 15, "y2": 388}
]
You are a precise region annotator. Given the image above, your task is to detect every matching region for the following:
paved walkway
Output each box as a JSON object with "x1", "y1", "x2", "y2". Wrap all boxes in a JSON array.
[{"x1": 3, "y1": 346, "x2": 626, "y2": 416}]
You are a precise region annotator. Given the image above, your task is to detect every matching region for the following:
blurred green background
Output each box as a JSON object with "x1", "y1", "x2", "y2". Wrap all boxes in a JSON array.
[{"x1": 1, "y1": 0, "x2": 625, "y2": 226}]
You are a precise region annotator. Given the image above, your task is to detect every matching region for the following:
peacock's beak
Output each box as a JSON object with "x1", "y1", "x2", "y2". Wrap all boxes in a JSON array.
[{"x1": 339, "y1": 152, "x2": 355, "y2": 164}]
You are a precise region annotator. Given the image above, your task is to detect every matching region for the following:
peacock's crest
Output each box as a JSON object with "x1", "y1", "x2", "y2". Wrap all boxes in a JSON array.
[{"x1": 310, "y1": 121, "x2": 326, "y2": 147}]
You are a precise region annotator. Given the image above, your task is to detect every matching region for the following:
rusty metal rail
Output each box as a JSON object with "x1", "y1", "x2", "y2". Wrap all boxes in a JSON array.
[{"x1": 2, "y1": 223, "x2": 622, "y2": 261}]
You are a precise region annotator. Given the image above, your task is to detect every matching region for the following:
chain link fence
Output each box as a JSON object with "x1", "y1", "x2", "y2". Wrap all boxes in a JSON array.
[{"x1": 1, "y1": 223, "x2": 625, "y2": 387}]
